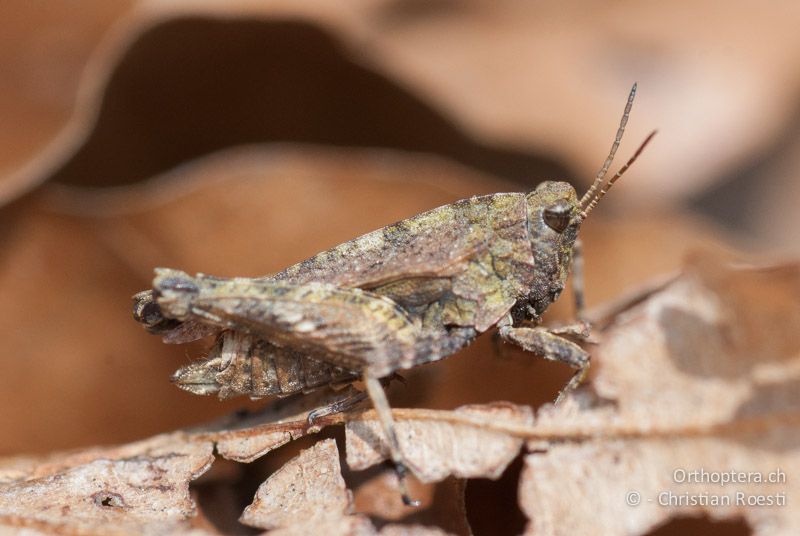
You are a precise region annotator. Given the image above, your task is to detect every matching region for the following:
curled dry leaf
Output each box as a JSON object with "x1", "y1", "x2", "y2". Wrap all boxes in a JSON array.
[
  {"x1": 6, "y1": 1, "x2": 800, "y2": 205},
  {"x1": 519, "y1": 255, "x2": 800, "y2": 536},
  {"x1": 0, "y1": 1, "x2": 136, "y2": 202},
  {"x1": 206, "y1": 417, "x2": 311, "y2": 466},
  {"x1": 346, "y1": 402, "x2": 533, "y2": 483}
]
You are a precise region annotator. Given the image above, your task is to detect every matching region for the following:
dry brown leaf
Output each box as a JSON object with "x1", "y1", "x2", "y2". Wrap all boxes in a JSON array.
[
  {"x1": 0, "y1": 1, "x2": 136, "y2": 201},
  {"x1": 347, "y1": 402, "x2": 532, "y2": 483},
  {"x1": 353, "y1": 468, "x2": 436, "y2": 523},
  {"x1": 213, "y1": 429, "x2": 302, "y2": 467},
  {"x1": 239, "y1": 439, "x2": 352, "y2": 530},
  {"x1": 181, "y1": 0, "x2": 800, "y2": 202},
  {"x1": 201, "y1": 386, "x2": 365, "y2": 463},
  {"x1": 6, "y1": 1, "x2": 800, "y2": 205},
  {"x1": 516, "y1": 255, "x2": 800, "y2": 535},
  {"x1": 0, "y1": 433, "x2": 215, "y2": 535},
  {"x1": 352, "y1": 470, "x2": 470, "y2": 536},
  {"x1": 0, "y1": 2, "x2": 568, "y2": 204}
]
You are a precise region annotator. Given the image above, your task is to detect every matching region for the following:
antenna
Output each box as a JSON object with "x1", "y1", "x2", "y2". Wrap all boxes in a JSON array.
[
  {"x1": 580, "y1": 130, "x2": 657, "y2": 218},
  {"x1": 579, "y1": 83, "x2": 637, "y2": 209}
]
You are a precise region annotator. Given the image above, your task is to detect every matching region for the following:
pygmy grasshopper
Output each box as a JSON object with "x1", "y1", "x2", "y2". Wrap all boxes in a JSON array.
[{"x1": 133, "y1": 84, "x2": 654, "y2": 504}]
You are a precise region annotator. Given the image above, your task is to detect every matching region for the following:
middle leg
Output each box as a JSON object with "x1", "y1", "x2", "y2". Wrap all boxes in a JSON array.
[{"x1": 364, "y1": 374, "x2": 419, "y2": 506}]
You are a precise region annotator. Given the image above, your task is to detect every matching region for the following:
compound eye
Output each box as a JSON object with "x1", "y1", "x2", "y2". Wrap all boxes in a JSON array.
[{"x1": 543, "y1": 200, "x2": 572, "y2": 233}]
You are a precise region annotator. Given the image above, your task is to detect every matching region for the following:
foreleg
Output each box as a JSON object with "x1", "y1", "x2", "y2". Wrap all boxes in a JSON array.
[{"x1": 498, "y1": 325, "x2": 589, "y2": 404}]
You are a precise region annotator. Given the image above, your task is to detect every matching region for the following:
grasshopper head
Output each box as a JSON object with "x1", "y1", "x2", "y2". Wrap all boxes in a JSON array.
[
  {"x1": 524, "y1": 181, "x2": 582, "y2": 315},
  {"x1": 522, "y1": 83, "x2": 656, "y2": 317}
]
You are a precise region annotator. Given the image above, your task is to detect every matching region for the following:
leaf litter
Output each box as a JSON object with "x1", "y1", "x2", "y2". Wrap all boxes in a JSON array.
[{"x1": 0, "y1": 255, "x2": 797, "y2": 534}]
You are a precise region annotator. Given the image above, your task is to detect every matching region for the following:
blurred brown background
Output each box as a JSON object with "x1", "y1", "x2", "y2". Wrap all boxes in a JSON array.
[{"x1": 1, "y1": 0, "x2": 798, "y2": 472}]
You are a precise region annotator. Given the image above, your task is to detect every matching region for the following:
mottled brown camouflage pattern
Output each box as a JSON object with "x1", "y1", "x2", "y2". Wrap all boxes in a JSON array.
[{"x1": 134, "y1": 182, "x2": 583, "y2": 396}]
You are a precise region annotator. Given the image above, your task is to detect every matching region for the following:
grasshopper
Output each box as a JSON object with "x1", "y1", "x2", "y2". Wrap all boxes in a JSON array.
[{"x1": 133, "y1": 84, "x2": 654, "y2": 504}]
